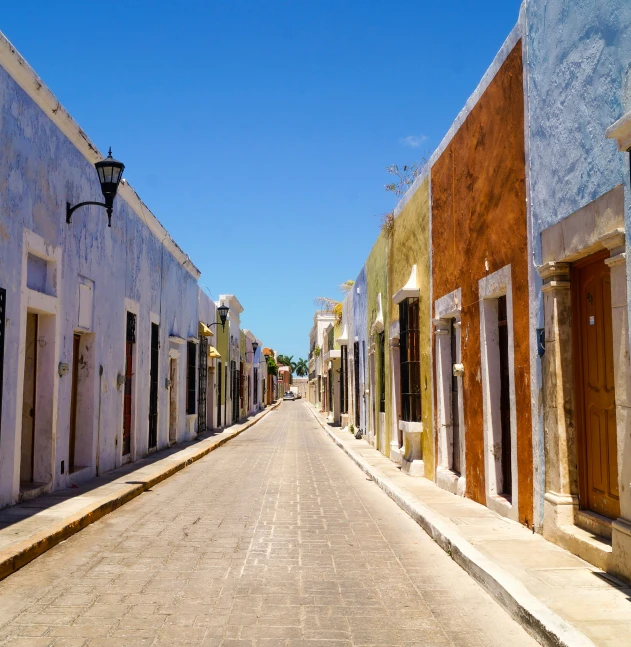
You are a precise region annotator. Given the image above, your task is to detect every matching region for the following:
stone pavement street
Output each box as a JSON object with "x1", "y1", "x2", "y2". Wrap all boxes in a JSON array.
[{"x1": 0, "y1": 402, "x2": 537, "y2": 647}]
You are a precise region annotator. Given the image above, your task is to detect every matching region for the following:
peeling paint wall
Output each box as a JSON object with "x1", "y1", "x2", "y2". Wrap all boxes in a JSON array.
[
  {"x1": 432, "y1": 43, "x2": 533, "y2": 525},
  {"x1": 388, "y1": 177, "x2": 433, "y2": 478},
  {"x1": 524, "y1": 0, "x2": 631, "y2": 530},
  {"x1": 0, "y1": 62, "x2": 206, "y2": 507}
]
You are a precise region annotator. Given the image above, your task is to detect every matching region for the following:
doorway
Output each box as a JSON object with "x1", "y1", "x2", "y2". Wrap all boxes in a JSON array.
[
  {"x1": 20, "y1": 312, "x2": 38, "y2": 484},
  {"x1": 148, "y1": 323, "x2": 159, "y2": 450},
  {"x1": 573, "y1": 252, "x2": 620, "y2": 520},
  {"x1": 217, "y1": 361, "x2": 222, "y2": 427},
  {"x1": 169, "y1": 357, "x2": 178, "y2": 445},
  {"x1": 68, "y1": 334, "x2": 81, "y2": 473}
]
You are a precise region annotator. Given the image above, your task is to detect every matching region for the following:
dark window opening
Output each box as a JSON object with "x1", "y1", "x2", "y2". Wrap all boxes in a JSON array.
[
  {"x1": 399, "y1": 298, "x2": 421, "y2": 422},
  {"x1": 378, "y1": 331, "x2": 386, "y2": 413},
  {"x1": 198, "y1": 337, "x2": 208, "y2": 433},
  {"x1": 253, "y1": 368, "x2": 258, "y2": 405},
  {"x1": 498, "y1": 295, "x2": 512, "y2": 496}
]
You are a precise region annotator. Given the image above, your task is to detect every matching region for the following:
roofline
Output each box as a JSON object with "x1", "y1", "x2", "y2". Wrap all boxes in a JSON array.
[{"x1": 0, "y1": 30, "x2": 201, "y2": 280}]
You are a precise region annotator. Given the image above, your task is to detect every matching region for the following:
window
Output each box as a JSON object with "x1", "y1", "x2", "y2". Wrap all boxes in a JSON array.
[
  {"x1": 186, "y1": 341, "x2": 196, "y2": 415},
  {"x1": 378, "y1": 331, "x2": 385, "y2": 413},
  {"x1": 399, "y1": 297, "x2": 421, "y2": 422},
  {"x1": 253, "y1": 368, "x2": 258, "y2": 404},
  {"x1": 479, "y1": 264, "x2": 516, "y2": 515},
  {"x1": 340, "y1": 345, "x2": 348, "y2": 414}
]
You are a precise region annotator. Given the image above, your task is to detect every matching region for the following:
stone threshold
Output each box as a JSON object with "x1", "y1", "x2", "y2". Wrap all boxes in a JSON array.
[
  {"x1": 0, "y1": 402, "x2": 280, "y2": 583},
  {"x1": 307, "y1": 404, "x2": 631, "y2": 647}
]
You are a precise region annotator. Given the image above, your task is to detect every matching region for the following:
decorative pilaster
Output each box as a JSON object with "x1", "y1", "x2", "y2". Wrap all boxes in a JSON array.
[{"x1": 538, "y1": 262, "x2": 579, "y2": 535}]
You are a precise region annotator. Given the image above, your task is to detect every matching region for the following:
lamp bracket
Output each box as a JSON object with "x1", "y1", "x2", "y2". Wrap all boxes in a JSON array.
[{"x1": 66, "y1": 201, "x2": 113, "y2": 227}]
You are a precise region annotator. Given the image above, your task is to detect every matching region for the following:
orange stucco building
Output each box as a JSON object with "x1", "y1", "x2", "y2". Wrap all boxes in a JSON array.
[{"x1": 431, "y1": 42, "x2": 533, "y2": 526}]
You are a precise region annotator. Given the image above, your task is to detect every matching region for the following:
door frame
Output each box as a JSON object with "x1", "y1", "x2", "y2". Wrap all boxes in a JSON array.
[{"x1": 570, "y1": 248, "x2": 617, "y2": 517}]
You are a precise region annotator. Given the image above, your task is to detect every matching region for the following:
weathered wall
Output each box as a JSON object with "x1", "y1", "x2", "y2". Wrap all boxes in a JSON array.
[
  {"x1": 524, "y1": 0, "x2": 631, "y2": 528},
  {"x1": 431, "y1": 43, "x2": 533, "y2": 524},
  {"x1": 0, "y1": 62, "x2": 201, "y2": 507},
  {"x1": 365, "y1": 233, "x2": 389, "y2": 454},
  {"x1": 388, "y1": 177, "x2": 434, "y2": 478}
]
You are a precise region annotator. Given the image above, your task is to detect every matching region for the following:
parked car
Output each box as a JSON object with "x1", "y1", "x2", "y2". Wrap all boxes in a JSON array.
[{"x1": 283, "y1": 391, "x2": 295, "y2": 401}]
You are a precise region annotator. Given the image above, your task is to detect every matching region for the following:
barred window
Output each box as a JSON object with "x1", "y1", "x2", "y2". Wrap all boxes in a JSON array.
[{"x1": 399, "y1": 298, "x2": 421, "y2": 422}]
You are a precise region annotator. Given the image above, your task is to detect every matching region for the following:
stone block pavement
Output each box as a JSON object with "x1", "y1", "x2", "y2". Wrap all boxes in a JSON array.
[
  {"x1": 308, "y1": 405, "x2": 631, "y2": 647},
  {"x1": 0, "y1": 404, "x2": 279, "y2": 583},
  {"x1": 0, "y1": 401, "x2": 539, "y2": 646}
]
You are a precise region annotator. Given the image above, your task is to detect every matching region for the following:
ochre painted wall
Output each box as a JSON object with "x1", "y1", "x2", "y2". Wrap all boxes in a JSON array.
[
  {"x1": 365, "y1": 233, "x2": 389, "y2": 455},
  {"x1": 431, "y1": 43, "x2": 533, "y2": 525},
  {"x1": 388, "y1": 178, "x2": 434, "y2": 478}
]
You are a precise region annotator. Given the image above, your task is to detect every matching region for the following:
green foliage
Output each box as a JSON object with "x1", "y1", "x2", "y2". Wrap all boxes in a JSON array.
[
  {"x1": 313, "y1": 345, "x2": 321, "y2": 358},
  {"x1": 266, "y1": 355, "x2": 278, "y2": 376}
]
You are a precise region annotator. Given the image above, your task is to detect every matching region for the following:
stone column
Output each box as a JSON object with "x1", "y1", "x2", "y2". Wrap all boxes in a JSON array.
[
  {"x1": 602, "y1": 232, "x2": 631, "y2": 581},
  {"x1": 389, "y1": 336, "x2": 402, "y2": 463},
  {"x1": 538, "y1": 262, "x2": 579, "y2": 540}
]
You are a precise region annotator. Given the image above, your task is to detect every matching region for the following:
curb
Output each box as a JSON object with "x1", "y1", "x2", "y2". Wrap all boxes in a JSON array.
[
  {"x1": 0, "y1": 401, "x2": 281, "y2": 583},
  {"x1": 307, "y1": 406, "x2": 595, "y2": 647}
]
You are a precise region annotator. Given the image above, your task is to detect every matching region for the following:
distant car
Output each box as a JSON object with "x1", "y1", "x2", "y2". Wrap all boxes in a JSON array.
[
  {"x1": 295, "y1": 392, "x2": 302, "y2": 399},
  {"x1": 283, "y1": 391, "x2": 295, "y2": 401}
]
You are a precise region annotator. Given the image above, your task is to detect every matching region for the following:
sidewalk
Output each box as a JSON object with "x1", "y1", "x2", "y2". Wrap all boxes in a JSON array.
[
  {"x1": 308, "y1": 405, "x2": 630, "y2": 647},
  {"x1": 0, "y1": 402, "x2": 279, "y2": 583}
]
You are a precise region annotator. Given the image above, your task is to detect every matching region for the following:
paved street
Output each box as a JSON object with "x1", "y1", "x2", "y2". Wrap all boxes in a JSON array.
[{"x1": 0, "y1": 402, "x2": 537, "y2": 647}]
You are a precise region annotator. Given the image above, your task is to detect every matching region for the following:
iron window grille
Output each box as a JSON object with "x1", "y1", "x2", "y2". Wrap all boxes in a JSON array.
[
  {"x1": 378, "y1": 331, "x2": 386, "y2": 413},
  {"x1": 399, "y1": 297, "x2": 421, "y2": 422},
  {"x1": 186, "y1": 341, "x2": 197, "y2": 415}
]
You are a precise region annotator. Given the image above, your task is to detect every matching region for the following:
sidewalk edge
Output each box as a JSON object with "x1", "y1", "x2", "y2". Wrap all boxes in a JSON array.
[
  {"x1": 308, "y1": 406, "x2": 595, "y2": 647},
  {"x1": 0, "y1": 402, "x2": 280, "y2": 583}
]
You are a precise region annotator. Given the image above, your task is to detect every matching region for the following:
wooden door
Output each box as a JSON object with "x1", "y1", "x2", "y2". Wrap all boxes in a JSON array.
[
  {"x1": 169, "y1": 358, "x2": 177, "y2": 444},
  {"x1": 69, "y1": 334, "x2": 80, "y2": 473},
  {"x1": 20, "y1": 312, "x2": 37, "y2": 483},
  {"x1": 148, "y1": 323, "x2": 159, "y2": 449},
  {"x1": 123, "y1": 313, "x2": 135, "y2": 457},
  {"x1": 574, "y1": 254, "x2": 620, "y2": 520}
]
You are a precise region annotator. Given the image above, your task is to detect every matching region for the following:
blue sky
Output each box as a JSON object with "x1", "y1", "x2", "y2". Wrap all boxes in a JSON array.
[{"x1": 2, "y1": 0, "x2": 521, "y2": 363}]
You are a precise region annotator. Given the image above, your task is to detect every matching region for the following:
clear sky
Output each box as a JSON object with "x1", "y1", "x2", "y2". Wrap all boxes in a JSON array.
[{"x1": 2, "y1": 0, "x2": 521, "y2": 363}]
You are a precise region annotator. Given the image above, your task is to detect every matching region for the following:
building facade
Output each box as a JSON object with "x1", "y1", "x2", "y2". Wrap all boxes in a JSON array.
[
  {"x1": 0, "y1": 33, "x2": 270, "y2": 510},
  {"x1": 308, "y1": 2, "x2": 631, "y2": 582}
]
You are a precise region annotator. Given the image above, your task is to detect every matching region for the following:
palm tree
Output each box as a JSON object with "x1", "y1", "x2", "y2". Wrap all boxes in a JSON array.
[
  {"x1": 277, "y1": 355, "x2": 297, "y2": 373},
  {"x1": 295, "y1": 358, "x2": 308, "y2": 377}
]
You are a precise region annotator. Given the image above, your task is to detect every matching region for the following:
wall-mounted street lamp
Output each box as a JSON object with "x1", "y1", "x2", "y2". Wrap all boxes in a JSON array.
[
  {"x1": 203, "y1": 304, "x2": 230, "y2": 334},
  {"x1": 66, "y1": 148, "x2": 125, "y2": 227},
  {"x1": 245, "y1": 341, "x2": 259, "y2": 359}
]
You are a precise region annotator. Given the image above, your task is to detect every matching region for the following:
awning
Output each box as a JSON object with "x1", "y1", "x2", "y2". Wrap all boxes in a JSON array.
[
  {"x1": 208, "y1": 346, "x2": 221, "y2": 359},
  {"x1": 198, "y1": 322, "x2": 214, "y2": 337}
]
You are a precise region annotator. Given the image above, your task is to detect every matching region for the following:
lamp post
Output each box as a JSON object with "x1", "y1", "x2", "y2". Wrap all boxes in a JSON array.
[{"x1": 66, "y1": 148, "x2": 125, "y2": 227}]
